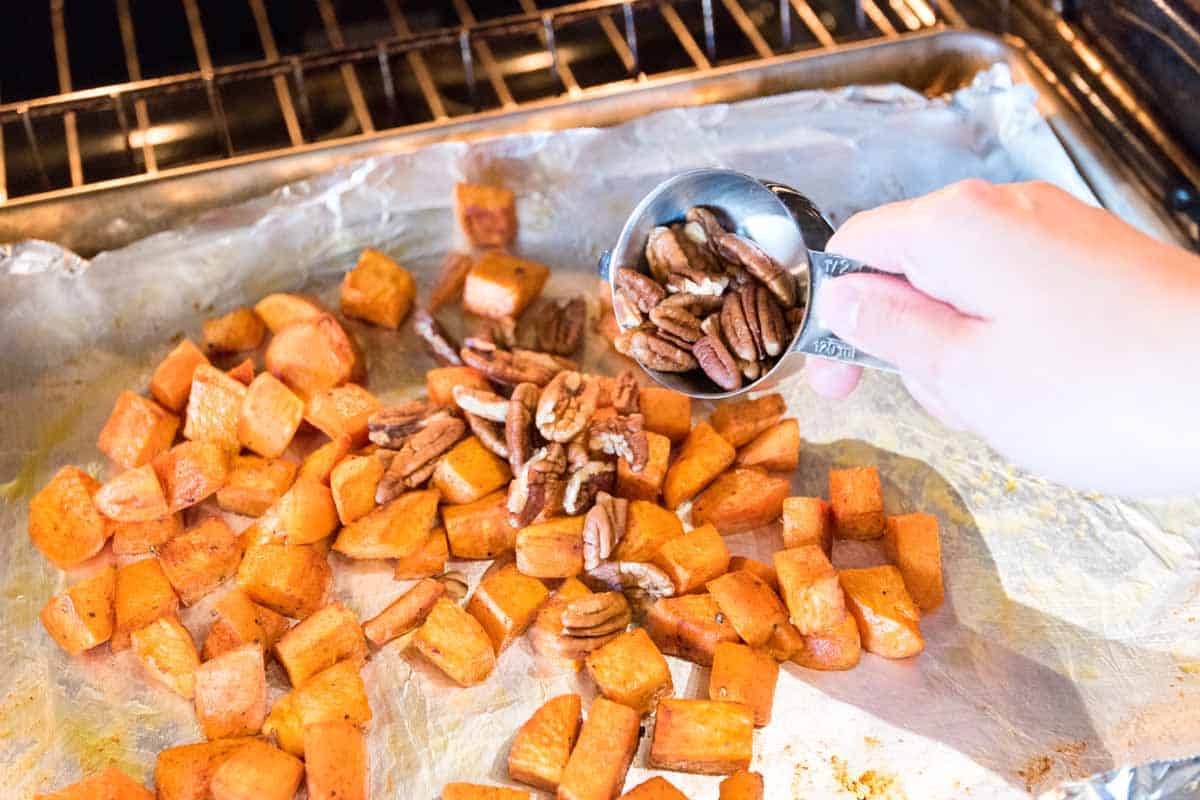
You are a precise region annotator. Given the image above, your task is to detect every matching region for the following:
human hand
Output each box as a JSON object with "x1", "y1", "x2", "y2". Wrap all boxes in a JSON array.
[{"x1": 805, "y1": 180, "x2": 1200, "y2": 496}]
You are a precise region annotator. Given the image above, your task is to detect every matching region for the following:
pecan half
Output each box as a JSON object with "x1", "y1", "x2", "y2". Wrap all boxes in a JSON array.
[
  {"x1": 536, "y1": 371, "x2": 600, "y2": 443},
  {"x1": 436, "y1": 570, "x2": 470, "y2": 603},
  {"x1": 452, "y1": 385, "x2": 510, "y2": 422},
  {"x1": 617, "y1": 561, "x2": 675, "y2": 600},
  {"x1": 755, "y1": 282, "x2": 788, "y2": 357},
  {"x1": 505, "y1": 382, "x2": 539, "y2": 472},
  {"x1": 675, "y1": 222, "x2": 722, "y2": 275},
  {"x1": 684, "y1": 206, "x2": 731, "y2": 250},
  {"x1": 376, "y1": 416, "x2": 466, "y2": 503},
  {"x1": 563, "y1": 461, "x2": 616, "y2": 516},
  {"x1": 588, "y1": 414, "x2": 649, "y2": 472},
  {"x1": 738, "y1": 283, "x2": 763, "y2": 356},
  {"x1": 694, "y1": 334, "x2": 742, "y2": 392},
  {"x1": 625, "y1": 329, "x2": 697, "y2": 373},
  {"x1": 657, "y1": 292, "x2": 724, "y2": 317},
  {"x1": 561, "y1": 592, "x2": 631, "y2": 637},
  {"x1": 739, "y1": 358, "x2": 763, "y2": 381},
  {"x1": 465, "y1": 412, "x2": 509, "y2": 459},
  {"x1": 649, "y1": 302, "x2": 703, "y2": 344},
  {"x1": 536, "y1": 297, "x2": 587, "y2": 356},
  {"x1": 368, "y1": 401, "x2": 457, "y2": 448},
  {"x1": 507, "y1": 444, "x2": 567, "y2": 527},
  {"x1": 473, "y1": 315, "x2": 518, "y2": 350},
  {"x1": 716, "y1": 232, "x2": 797, "y2": 308},
  {"x1": 720, "y1": 290, "x2": 759, "y2": 362},
  {"x1": 612, "y1": 369, "x2": 640, "y2": 415},
  {"x1": 645, "y1": 225, "x2": 689, "y2": 283},
  {"x1": 614, "y1": 267, "x2": 665, "y2": 314},
  {"x1": 461, "y1": 339, "x2": 567, "y2": 386},
  {"x1": 665, "y1": 270, "x2": 729, "y2": 297},
  {"x1": 413, "y1": 309, "x2": 462, "y2": 366},
  {"x1": 612, "y1": 289, "x2": 643, "y2": 329},
  {"x1": 583, "y1": 491, "x2": 628, "y2": 570}
]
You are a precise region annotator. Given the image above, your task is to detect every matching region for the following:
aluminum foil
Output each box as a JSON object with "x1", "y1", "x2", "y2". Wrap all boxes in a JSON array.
[{"x1": 3, "y1": 66, "x2": 1200, "y2": 799}]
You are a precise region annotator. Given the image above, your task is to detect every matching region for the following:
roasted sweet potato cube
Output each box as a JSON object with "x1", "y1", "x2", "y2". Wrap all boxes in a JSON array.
[
  {"x1": 585, "y1": 628, "x2": 673, "y2": 716},
  {"x1": 394, "y1": 527, "x2": 449, "y2": 579},
  {"x1": 613, "y1": 500, "x2": 683, "y2": 562},
  {"x1": 266, "y1": 313, "x2": 359, "y2": 401},
  {"x1": 444, "y1": 491, "x2": 518, "y2": 559},
  {"x1": 153, "y1": 440, "x2": 232, "y2": 514},
  {"x1": 329, "y1": 455, "x2": 383, "y2": 525},
  {"x1": 706, "y1": 570, "x2": 789, "y2": 648},
  {"x1": 649, "y1": 699, "x2": 753, "y2": 775},
  {"x1": 433, "y1": 436, "x2": 512, "y2": 504},
  {"x1": 40, "y1": 566, "x2": 116, "y2": 655},
  {"x1": 709, "y1": 394, "x2": 785, "y2": 448},
  {"x1": 94, "y1": 463, "x2": 168, "y2": 524},
  {"x1": 653, "y1": 523, "x2": 730, "y2": 595},
  {"x1": 113, "y1": 557, "x2": 179, "y2": 651},
  {"x1": 194, "y1": 643, "x2": 267, "y2": 739},
  {"x1": 455, "y1": 181, "x2": 517, "y2": 248},
  {"x1": 274, "y1": 602, "x2": 367, "y2": 686},
  {"x1": 691, "y1": 467, "x2": 789, "y2": 535},
  {"x1": 340, "y1": 247, "x2": 416, "y2": 329},
  {"x1": 727, "y1": 556, "x2": 778, "y2": 592},
  {"x1": 363, "y1": 577, "x2": 445, "y2": 647},
  {"x1": 132, "y1": 615, "x2": 201, "y2": 698},
  {"x1": 663, "y1": 422, "x2": 735, "y2": 510},
  {"x1": 238, "y1": 373, "x2": 305, "y2": 459},
  {"x1": 735, "y1": 418, "x2": 799, "y2": 472},
  {"x1": 253, "y1": 293, "x2": 324, "y2": 333},
  {"x1": 462, "y1": 251, "x2": 548, "y2": 319},
  {"x1": 709, "y1": 642, "x2": 778, "y2": 726},
  {"x1": 467, "y1": 560, "x2": 549, "y2": 652},
  {"x1": 829, "y1": 466, "x2": 885, "y2": 540},
  {"x1": 791, "y1": 613, "x2": 861, "y2": 671},
  {"x1": 507, "y1": 693, "x2": 581, "y2": 792},
  {"x1": 428, "y1": 250, "x2": 474, "y2": 312},
  {"x1": 305, "y1": 383, "x2": 381, "y2": 446},
  {"x1": 33, "y1": 767, "x2": 153, "y2": 800},
  {"x1": 227, "y1": 357, "x2": 255, "y2": 385},
  {"x1": 840, "y1": 565, "x2": 924, "y2": 659},
  {"x1": 304, "y1": 720, "x2": 368, "y2": 800},
  {"x1": 152, "y1": 339, "x2": 211, "y2": 413},
  {"x1": 774, "y1": 545, "x2": 845, "y2": 635},
  {"x1": 516, "y1": 515, "x2": 585, "y2": 578},
  {"x1": 158, "y1": 517, "x2": 241, "y2": 605},
  {"x1": 621, "y1": 778, "x2": 689, "y2": 800},
  {"x1": 764, "y1": 620, "x2": 804, "y2": 662},
  {"x1": 332, "y1": 488, "x2": 439, "y2": 559},
  {"x1": 638, "y1": 387, "x2": 692, "y2": 443},
  {"x1": 209, "y1": 740, "x2": 303, "y2": 800},
  {"x1": 203, "y1": 307, "x2": 266, "y2": 353},
  {"x1": 413, "y1": 597, "x2": 496, "y2": 686},
  {"x1": 154, "y1": 739, "x2": 250, "y2": 800},
  {"x1": 443, "y1": 785, "x2": 529, "y2": 800},
  {"x1": 719, "y1": 771, "x2": 764, "y2": 800},
  {"x1": 183, "y1": 364, "x2": 248, "y2": 450},
  {"x1": 263, "y1": 660, "x2": 372, "y2": 757},
  {"x1": 98, "y1": 390, "x2": 180, "y2": 469},
  {"x1": 202, "y1": 588, "x2": 290, "y2": 660},
  {"x1": 28, "y1": 465, "x2": 110, "y2": 569},
  {"x1": 527, "y1": 578, "x2": 599, "y2": 661},
  {"x1": 217, "y1": 455, "x2": 298, "y2": 517},
  {"x1": 111, "y1": 513, "x2": 182, "y2": 555},
  {"x1": 298, "y1": 434, "x2": 352, "y2": 484},
  {"x1": 884, "y1": 512, "x2": 943, "y2": 610},
  {"x1": 781, "y1": 497, "x2": 832, "y2": 556},
  {"x1": 557, "y1": 697, "x2": 640, "y2": 800},
  {"x1": 644, "y1": 594, "x2": 738, "y2": 667},
  {"x1": 237, "y1": 544, "x2": 330, "y2": 618},
  {"x1": 426, "y1": 366, "x2": 491, "y2": 407},
  {"x1": 257, "y1": 478, "x2": 339, "y2": 545},
  {"x1": 615, "y1": 431, "x2": 670, "y2": 502}
]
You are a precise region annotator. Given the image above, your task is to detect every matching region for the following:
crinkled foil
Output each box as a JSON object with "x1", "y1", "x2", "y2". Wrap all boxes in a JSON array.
[{"x1": 3, "y1": 67, "x2": 1199, "y2": 799}]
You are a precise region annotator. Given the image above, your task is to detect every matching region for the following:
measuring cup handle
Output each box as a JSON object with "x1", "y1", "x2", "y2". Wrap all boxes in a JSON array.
[{"x1": 792, "y1": 250, "x2": 898, "y2": 373}]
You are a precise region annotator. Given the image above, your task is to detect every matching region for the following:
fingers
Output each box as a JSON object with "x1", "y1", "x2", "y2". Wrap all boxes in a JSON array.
[{"x1": 805, "y1": 358, "x2": 862, "y2": 399}]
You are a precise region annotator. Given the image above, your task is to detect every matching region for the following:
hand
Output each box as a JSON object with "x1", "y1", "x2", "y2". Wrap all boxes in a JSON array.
[{"x1": 805, "y1": 179, "x2": 1200, "y2": 496}]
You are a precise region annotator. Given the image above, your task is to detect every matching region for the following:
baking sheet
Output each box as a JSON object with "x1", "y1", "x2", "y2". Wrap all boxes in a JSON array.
[{"x1": 3, "y1": 65, "x2": 1200, "y2": 799}]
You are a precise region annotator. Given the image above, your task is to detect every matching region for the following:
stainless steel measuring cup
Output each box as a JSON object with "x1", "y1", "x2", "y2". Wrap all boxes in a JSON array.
[{"x1": 597, "y1": 168, "x2": 896, "y2": 400}]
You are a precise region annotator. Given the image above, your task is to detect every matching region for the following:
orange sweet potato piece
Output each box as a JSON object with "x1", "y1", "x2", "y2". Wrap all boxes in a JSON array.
[
  {"x1": 265, "y1": 313, "x2": 359, "y2": 401},
  {"x1": 97, "y1": 390, "x2": 180, "y2": 469},
  {"x1": 585, "y1": 628, "x2": 673, "y2": 716},
  {"x1": 428, "y1": 250, "x2": 474, "y2": 312},
  {"x1": 719, "y1": 771, "x2": 765, "y2": 800},
  {"x1": 426, "y1": 366, "x2": 491, "y2": 407},
  {"x1": 727, "y1": 556, "x2": 778, "y2": 592},
  {"x1": 829, "y1": 466, "x2": 885, "y2": 540},
  {"x1": 791, "y1": 613, "x2": 861, "y2": 671},
  {"x1": 644, "y1": 594, "x2": 738, "y2": 667},
  {"x1": 274, "y1": 602, "x2": 367, "y2": 687},
  {"x1": 94, "y1": 463, "x2": 168, "y2": 523},
  {"x1": 839, "y1": 565, "x2": 924, "y2": 659},
  {"x1": 304, "y1": 720, "x2": 368, "y2": 800},
  {"x1": 112, "y1": 513, "x2": 182, "y2": 555},
  {"x1": 621, "y1": 777, "x2": 689, "y2": 800},
  {"x1": 764, "y1": 619, "x2": 804, "y2": 662},
  {"x1": 649, "y1": 698, "x2": 753, "y2": 775},
  {"x1": 158, "y1": 517, "x2": 241, "y2": 605},
  {"x1": 340, "y1": 247, "x2": 416, "y2": 329},
  {"x1": 455, "y1": 182, "x2": 517, "y2": 248},
  {"x1": 209, "y1": 740, "x2": 303, "y2": 800},
  {"x1": 774, "y1": 545, "x2": 845, "y2": 635},
  {"x1": 639, "y1": 387, "x2": 692, "y2": 443},
  {"x1": 202, "y1": 588, "x2": 290, "y2": 660},
  {"x1": 203, "y1": 307, "x2": 266, "y2": 353},
  {"x1": 28, "y1": 465, "x2": 110, "y2": 569},
  {"x1": 706, "y1": 570, "x2": 789, "y2": 648},
  {"x1": 652, "y1": 523, "x2": 730, "y2": 595},
  {"x1": 298, "y1": 434, "x2": 353, "y2": 485},
  {"x1": 557, "y1": 697, "x2": 640, "y2": 800},
  {"x1": 467, "y1": 558, "x2": 549, "y2": 652},
  {"x1": 516, "y1": 515, "x2": 585, "y2": 578},
  {"x1": 332, "y1": 488, "x2": 439, "y2": 559},
  {"x1": 217, "y1": 455, "x2": 298, "y2": 517},
  {"x1": 132, "y1": 615, "x2": 201, "y2": 698},
  {"x1": 433, "y1": 436, "x2": 512, "y2": 504},
  {"x1": 394, "y1": 527, "x2": 449, "y2": 579},
  {"x1": 443, "y1": 490, "x2": 518, "y2": 559},
  {"x1": 152, "y1": 440, "x2": 232, "y2": 514},
  {"x1": 443, "y1": 786, "x2": 529, "y2": 800},
  {"x1": 227, "y1": 357, "x2": 255, "y2": 385},
  {"x1": 256, "y1": 478, "x2": 339, "y2": 545},
  {"x1": 413, "y1": 597, "x2": 496, "y2": 686},
  {"x1": 194, "y1": 643, "x2": 267, "y2": 739},
  {"x1": 263, "y1": 660, "x2": 372, "y2": 757},
  {"x1": 709, "y1": 394, "x2": 785, "y2": 448},
  {"x1": 304, "y1": 383, "x2": 381, "y2": 446},
  {"x1": 40, "y1": 566, "x2": 116, "y2": 655},
  {"x1": 154, "y1": 739, "x2": 251, "y2": 800},
  {"x1": 691, "y1": 467, "x2": 789, "y2": 534},
  {"x1": 151, "y1": 339, "x2": 211, "y2": 413},
  {"x1": 662, "y1": 422, "x2": 735, "y2": 510},
  {"x1": 237, "y1": 543, "x2": 330, "y2": 619},
  {"x1": 781, "y1": 497, "x2": 832, "y2": 556},
  {"x1": 238, "y1": 373, "x2": 305, "y2": 458},
  {"x1": 709, "y1": 642, "x2": 778, "y2": 726},
  {"x1": 34, "y1": 767, "x2": 153, "y2": 800},
  {"x1": 462, "y1": 251, "x2": 548, "y2": 319},
  {"x1": 113, "y1": 557, "x2": 179, "y2": 651},
  {"x1": 362, "y1": 577, "x2": 446, "y2": 647},
  {"x1": 253, "y1": 293, "x2": 324, "y2": 334},
  {"x1": 884, "y1": 512, "x2": 944, "y2": 610},
  {"x1": 615, "y1": 431, "x2": 670, "y2": 503},
  {"x1": 508, "y1": 693, "x2": 582, "y2": 792},
  {"x1": 183, "y1": 364, "x2": 247, "y2": 450},
  {"x1": 613, "y1": 500, "x2": 683, "y2": 562},
  {"x1": 735, "y1": 418, "x2": 799, "y2": 472},
  {"x1": 330, "y1": 455, "x2": 383, "y2": 525}
]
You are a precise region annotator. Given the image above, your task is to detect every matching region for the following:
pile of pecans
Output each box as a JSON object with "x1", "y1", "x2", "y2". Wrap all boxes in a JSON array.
[{"x1": 612, "y1": 206, "x2": 805, "y2": 392}]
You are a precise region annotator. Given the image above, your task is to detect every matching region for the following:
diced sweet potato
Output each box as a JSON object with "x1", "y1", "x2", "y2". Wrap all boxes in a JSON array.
[
  {"x1": 329, "y1": 455, "x2": 383, "y2": 525},
  {"x1": 98, "y1": 390, "x2": 180, "y2": 469},
  {"x1": 28, "y1": 465, "x2": 110, "y2": 569},
  {"x1": 203, "y1": 307, "x2": 266, "y2": 353},
  {"x1": 332, "y1": 488, "x2": 439, "y2": 559},
  {"x1": 428, "y1": 250, "x2": 474, "y2": 312},
  {"x1": 152, "y1": 440, "x2": 232, "y2": 514},
  {"x1": 202, "y1": 588, "x2": 290, "y2": 660},
  {"x1": 209, "y1": 740, "x2": 303, "y2": 800},
  {"x1": 455, "y1": 182, "x2": 517, "y2": 248},
  {"x1": 508, "y1": 693, "x2": 581, "y2": 792},
  {"x1": 791, "y1": 613, "x2": 861, "y2": 671},
  {"x1": 426, "y1": 366, "x2": 491, "y2": 407},
  {"x1": 691, "y1": 467, "x2": 789, "y2": 535},
  {"x1": 155, "y1": 739, "x2": 250, "y2": 800},
  {"x1": 298, "y1": 434, "x2": 353, "y2": 485},
  {"x1": 443, "y1": 491, "x2": 517, "y2": 559},
  {"x1": 40, "y1": 566, "x2": 116, "y2": 655},
  {"x1": 884, "y1": 512, "x2": 943, "y2": 610},
  {"x1": 709, "y1": 642, "x2": 778, "y2": 726},
  {"x1": 829, "y1": 466, "x2": 885, "y2": 540},
  {"x1": 238, "y1": 373, "x2": 305, "y2": 459},
  {"x1": 237, "y1": 544, "x2": 331, "y2": 619},
  {"x1": 94, "y1": 463, "x2": 168, "y2": 524},
  {"x1": 735, "y1": 418, "x2": 799, "y2": 472},
  {"x1": 727, "y1": 556, "x2": 778, "y2": 592},
  {"x1": 340, "y1": 247, "x2": 416, "y2": 329},
  {"x1": 638, "y1": 387, "x2": 692, "y2": 443},
  {"x1": 274, "y1": 602, "x2": 367, "y2": 686},
  {"x1": 256, "y1": 478, "x2": 339, "y2": 545},
  {"x1": 266, "y1": 313, "x2": 359, "y2": 401},
  {"x1": 644, "y1": 594, "x2": 738, "y2": 667},
  {"x1": 557, "y1": 697, "x2": 640, "y2": 800},
  {"x1": 253, "y1": 293, "x2": 324, "y2": 334},
  {"x1": 662, "y1": 422, "x2": 735, "y2": 510},
  {"x1": 304, "y1": 720, "x2": 368, "y2": 800},
  {"x1": 194, "y1": 644, "x2": 267, "y2": 739},
  {"x1": 112, "y1": 513, "x2": 183, "y2": 555},
  {"x1": 227, "y1": 358, "x2": 255, "y2": 385},
  {"x1": 151, "y1": 339, "x2": 211, "y2": 413},
  {"x1": 621, "y1": 778, "x2": 689, "y2": 800},
  {"x1": 158, "y1": 517, "x2": 241, "y2": 605},
  {"x1": 183, "y1": 364, "x2": 248, "y2": 450},
  {"x1": 433, "y1": 436, "x2": 512, "y2": 504},
  {"x1": 263, "y1": 660, "x2": 372, "y2": 757},
  {"x1": 132, "y1": 615, "x2": 201, "y2": 698},
  {"x1": 527, "y1": 578, "x2": 601, "y2": 661},
  {"x1": 363, "y1": 577, "x2": 445, "y2": 647},
  {"x1": 764, "y1": 619, "x2": 804, "y2": 662},
  {"x1": 652, "y1": 524, "x2": 730, "y2": 595},
  {"x1": 467, "y1": 559, "x2": 549, "y2": 652},
  {"x1": 462, "y1": 251, "x2": 548, "y2": 319},
  {"x1": 774, "y1": 545, "x2": 845, "y2": 635},
  {"x1": 719, "y1": 771, "x2": 764, "y2": 800},
  {"x1": 413, "y1": 597, "x2": 496, "y2": 686},
  {"x1": 709, "y1": 394, "x2": 785, "y2": 448},
  {"x1": 706, "y1": 570, "x2": 789, "y2": 648},
  {"x1": 394, "y1": 527, "x2": 449, "y2": 579},
  {"x1": 649, "y1": 698, "x2": 753, "y2": 775},
  {"x1": 113, "y1": 557, "x2": 179, "y2": 651},
  {"x1": 781, "y1": 497, "x2": 832, "y2": 556},
  {"x1": 217, "y1": 455, "x2": 298, "y2": 517},
  {"x1": 305, "y1": 383, "x2": 381, "y2": 446},
  {"x1": 33, "y1": 767, "x2": 153, "y2": 800},
  {"x1": 443, "y1": 785, "x2": 529, "y2": 800},
  {"x1": 613, "y1": 500, "x2": 683, "y2": 562},
  {"x1": 839, "y1": 565, "x2": 924, "y2": 659},
  {"x1": 585, "y1": 628, "x2": 673, "y2": 716},
  {"x1": 516, "y1": 515, "x2": 585, "y2": 578},
  {"x1": 615, "y1": 431, "x2": 670, "y2": 503}
]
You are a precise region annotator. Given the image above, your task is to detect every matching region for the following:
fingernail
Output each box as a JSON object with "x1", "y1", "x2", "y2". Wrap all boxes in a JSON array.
[{"x1": 818, "y1": 279, "x2": 862, "y2": 335}]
